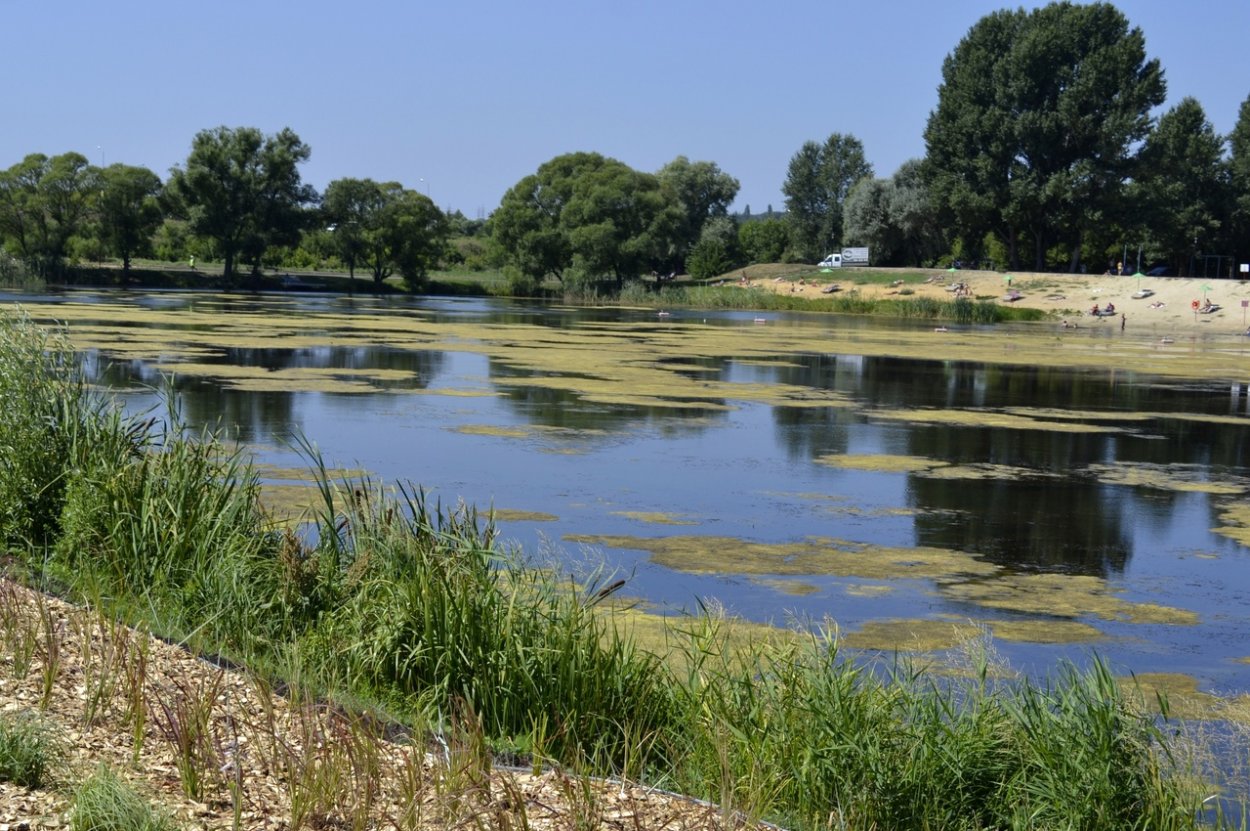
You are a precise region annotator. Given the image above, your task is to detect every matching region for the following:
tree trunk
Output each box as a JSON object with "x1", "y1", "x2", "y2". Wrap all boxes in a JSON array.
[{"x1": 1067, "y1": 229, "x2": 1083, "y2": 274}]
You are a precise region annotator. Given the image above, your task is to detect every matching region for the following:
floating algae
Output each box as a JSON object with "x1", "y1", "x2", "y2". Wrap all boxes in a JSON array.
[
  {"x1": 842, "y1": 619, "x2": 984, "y2": 652},
  {"x1": 565, "y1": 534, "x2": 999, "y2": 581},
  {"x1": 750, "y1": 577, "x2": 822, "y2": 596},
  {"x1": 815, "y1": 453, "x2": 945, "y2": 473},
  {"x1": 841, "y1": 616, "x2": 1102, "y2": 652},
  {"x1": 923, "y1": 463, "x2": 1061, "y2": 481},
  {"x1": 869, "y1": 407, "x2": 1122, "y2": 434},
  {"x1": 611, "y1": 511, "x2": 700, "y2": 526},
  {"x1": 1086, "y1": 462, "x2": 1247, "y2": 496},
  {"x1": 490, "y1": 509, "x2": 559, "y2": 522},
  {"x1": 1214, "y1": 502, "x2": 1250, "y2": 546},
  {"x1": 942, "y1": 572, "x2": 1199, "y2": 625}
]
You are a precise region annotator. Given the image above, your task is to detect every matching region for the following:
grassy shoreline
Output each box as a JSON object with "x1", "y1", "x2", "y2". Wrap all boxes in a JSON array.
[{"x1": 0, "y1": 309, "x2": 1235, "y2": 828}]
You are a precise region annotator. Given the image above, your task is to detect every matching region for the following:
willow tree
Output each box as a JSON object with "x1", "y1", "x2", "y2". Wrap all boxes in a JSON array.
[{"x1": 167, "y1": 126, "x2": 315, "y2": 279}]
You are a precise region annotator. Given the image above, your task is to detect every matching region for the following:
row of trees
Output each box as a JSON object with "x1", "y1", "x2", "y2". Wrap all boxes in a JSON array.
[
  {"x1": 789, "y1": 2, "x2": 1250, "y2": 276},
  {"x1": 0, "y1": 126, "x2": 451, "y2": 286},
  {"x1": 3, "y1": 2, "x2": 1248, "y2": 288}
]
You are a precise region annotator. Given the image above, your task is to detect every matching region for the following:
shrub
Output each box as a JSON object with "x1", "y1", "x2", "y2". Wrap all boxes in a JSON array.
[
  {"x1": 0, "y1": 711, "x2": 58, "y2": 788},
  {"x1": 70, "y1": 765, "x2": 177, "y2": 831}
]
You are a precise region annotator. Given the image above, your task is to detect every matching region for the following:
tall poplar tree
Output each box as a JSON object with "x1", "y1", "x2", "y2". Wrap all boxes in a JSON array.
[
  {"x1": 924, "y1": 2, "x2": 1165, "y2": 271},
  {"x1": 782, "y1": 133, "x2": 872, "y2": 262}
]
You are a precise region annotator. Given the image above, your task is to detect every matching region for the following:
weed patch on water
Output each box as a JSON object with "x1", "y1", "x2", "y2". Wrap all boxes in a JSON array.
[
  {"x1": 749, "y1": 577, "x2": 821, "y2": 595},
  {"x1": 490, "y1": 509, "x2": 560, "y2": 522},
  {"x1": 942, "y1": 573, "x2": 1199, "y2": 624},
  {"x1": 816, "y1": 453, "x2": 945, "y2": 473},
  {"x1": 842, "y1": 619, "x2": 985, "y2": 652},
  {"x1": 611, "y1": 511, "x2": 699, "y2": 526},
  {"x1": 566, "y1": 533, "x2": 1000, "y2": 581},
  {"x1": 1214, "y1": 502, "x2": 1250, "y2": 546},
  {"x1": 1086, "y1": 462, "x2": 1247, "y2": 495},
  {"x1": 870, "y1": 407, "x2": 1123, "y2": 433}
]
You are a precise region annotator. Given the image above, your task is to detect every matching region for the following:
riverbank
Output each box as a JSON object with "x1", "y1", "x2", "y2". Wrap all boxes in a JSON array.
[
  {"x1": 740, "y1": 265, "x2": 1250, "y2": 335},
  {"x1": 0, "y1": 309, "x2": 1224, "y2": 830}
]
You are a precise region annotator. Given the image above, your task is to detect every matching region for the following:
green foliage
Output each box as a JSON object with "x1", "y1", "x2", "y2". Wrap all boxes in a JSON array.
[
  {"x1": 656, "y1": 156, "x2": 739, "y2": 270},
  {"x1": 0, "y1": 152, "x2": 99, "y2": 278},
  {"x1": 925, "y1": 2, "x2": 1165, "y2": 271},
  {"x1": 1231, "y1": 94, "x2": 1250, "y2": 265},
  {"x1": 0, "y1": 310, "x2": 98, "y2": 547},
  {"x1": 0, "y1": 711, "x2": 58, "y2": 788},
  {"x1": 493, "y1": 152, "x2": 681, "y2": 291},
  {"x1": 166, "y1": 126, "x2": 315, "y2": 279},
  {"x1": 1132, "y1": 98, "x2": 1227, "y2": 274},
  {"x1": 685, "y1": 239, "x2": 732, "y2": 280},
  {"x1": 782, "y1": 133, "x2": 873, "y2": 261},
  {"x1": 738, "y1": 217, "x2": 789, "y2": 264},
  {"x1": 70, "y1": 765, "x2": 177, "y2": 831},
  {"x1": 96, "y1": 164, "x2": 163, "y2": 272}
]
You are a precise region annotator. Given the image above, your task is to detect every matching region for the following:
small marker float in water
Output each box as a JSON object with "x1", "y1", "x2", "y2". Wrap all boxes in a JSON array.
[
  {"x1": 753, "y1": 317, "x2": 767, "y2": 324},
  {"x1": 1160, "y1": 337, "x2": 1174, "y2": 344},
  {"x1": 657, "y1": 311, "x2": 671, "y2": 318},
  {"x1": 934, "y1": 326, "x2": 948, "y2": 333}
]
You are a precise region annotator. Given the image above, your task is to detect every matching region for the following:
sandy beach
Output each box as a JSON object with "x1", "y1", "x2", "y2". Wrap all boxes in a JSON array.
[{"x1": 743, "y1": 266, "x2": 1250, "y2": 336}]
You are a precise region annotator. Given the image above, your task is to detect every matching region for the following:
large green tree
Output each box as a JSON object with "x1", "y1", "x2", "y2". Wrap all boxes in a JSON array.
[
  {"x1": 738, "y1": 218, "x2": 789, "y2": 264},
  {"x1": 656, "y1": 156, "x2": 739, "y2": 270},
  {"x1": 96, "y1": 164, "x2": 163, "y2": 273},
  {"x1": 924, "y1": 2, "x2": 1165, "y2": 271},
  {"x1": 782, "y1": 133, "x2": 872, "y2": 262},
  {"x1": 493, "y1": 152, "x2": 679, "y2": 291},
  {"x1": 167, "y1": 126, "x2": 315, "y2": 279},
  {"x1": 323, "y1": 178, "x2": 449, "y2": 287},
  {"x1": 0, "y1": 153, "x2": 98, "y2": 277},
  {"x1": 1131, "y1": 98, "x2": 1227, "y2": 275},
  {"x1": 843, "y1": 160, "x2": 943, "y2": 267},
  {"x1": 1230, "y1": 93, "x2": 1250, "y2": 268}
]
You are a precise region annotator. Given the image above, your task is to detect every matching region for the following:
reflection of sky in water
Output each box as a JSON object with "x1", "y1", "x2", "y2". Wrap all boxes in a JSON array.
[{"x1": 67, "y1": 293, "x2": 1250, "y2": 695}]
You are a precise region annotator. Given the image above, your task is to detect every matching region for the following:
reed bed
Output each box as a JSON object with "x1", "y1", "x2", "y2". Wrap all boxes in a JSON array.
[
  {"x1": 614, "y1": 282, "x2": 1040, "y2": 323},
  {"x1": 0, "y1": 308, "x2": 1230, "y2": 829}
]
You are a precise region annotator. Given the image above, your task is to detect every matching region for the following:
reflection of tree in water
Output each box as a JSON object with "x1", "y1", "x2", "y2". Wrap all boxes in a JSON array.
[
  {"x1": 488, "y1": 358, "x2": 728, "y2": 436},
  {"x1": 83, "y1": 345, "x2": 448, "y2": 443},
  {"x1": 767, "y1": 354, "x2": 860, "y2": 461}
]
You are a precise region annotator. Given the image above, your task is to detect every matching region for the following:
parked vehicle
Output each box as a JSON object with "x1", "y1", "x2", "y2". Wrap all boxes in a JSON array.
[{"x1": 818, "y1": 247, "x2": 870, "y2": 268}]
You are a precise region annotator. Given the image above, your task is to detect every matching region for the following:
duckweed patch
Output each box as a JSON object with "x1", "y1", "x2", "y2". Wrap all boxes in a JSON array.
[
  {"x1": 611, "y1": 511, "x2": 700, "y2": 526},
  {"x1": 842, "y1": 583, "x2": 895, "y2": 597},
  {"x1": 1086, "y1": 462, "x2": 1247, "y2": 495},
  {"x1": 923, "y1": 463, "x2": 1061, "y2": 481},
  {"x1": 565, "y1": 533, "x2": 999, "y2": 581},
  {"x1": 987, "y1": 618, "x2": 1104, "y2": 644},
  {"x1": 870, "y1": 407, "x2": 1122, "y2": 434},
  {"x1": 842, "y1": 619, "x2": 983, "y2": 652},
  {"x1": 815, "y1": 454, "x2": 944, "y2": 473},
  {"x1": 490, "y1": 509, "x2": 560, "y2": 522},
  {"x1": 942, "y1": 573, "x2": 1199, "y2": 625},
  {"x1": 1214, "y1": 502, "x2": 1250, "y2": 546},
  {"x1": 750, "y1": 577, "x2": 822, "y2": 596}
]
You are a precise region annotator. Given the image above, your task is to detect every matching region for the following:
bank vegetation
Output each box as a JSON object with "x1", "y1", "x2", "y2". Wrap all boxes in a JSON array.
[{"x1": 0, "y1": 310, "x2": 1236, "y2": 829}]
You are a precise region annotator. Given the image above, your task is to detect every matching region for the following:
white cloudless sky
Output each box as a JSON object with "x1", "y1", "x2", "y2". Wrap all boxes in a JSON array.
[{"x1": 2, "y1": 0, "x2": 1246, "y2": 218}]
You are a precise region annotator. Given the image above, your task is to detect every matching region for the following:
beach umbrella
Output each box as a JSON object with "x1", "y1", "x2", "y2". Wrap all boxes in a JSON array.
[
  {"x1": 947, "y1": 266, "x2": 957, "y2": 273},
  {"x1": 820, "y1": 268, "x2": 834, "y2": 274},
  {"x1": 1202, "y1": 283, "x2": 1213, "y2": 297},
  {"x1": 1132, "y1": 271, "x2": 1145, "y2": 290}
]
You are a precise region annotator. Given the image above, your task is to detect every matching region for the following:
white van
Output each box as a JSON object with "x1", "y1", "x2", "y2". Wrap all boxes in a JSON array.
[{"x1": 818, "y1": 253, "x2": 842, "y2": 268}]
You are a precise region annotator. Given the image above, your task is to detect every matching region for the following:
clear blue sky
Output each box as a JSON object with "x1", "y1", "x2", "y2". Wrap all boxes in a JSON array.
[{"x1": 2, "y1": 0, "x2": 1246, "y2": 218}]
